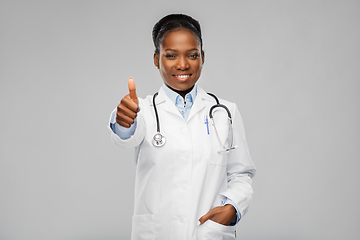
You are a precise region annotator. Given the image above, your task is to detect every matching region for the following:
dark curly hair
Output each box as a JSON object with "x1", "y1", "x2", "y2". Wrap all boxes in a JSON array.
[{"x1": 152, "y1": 14, "x2": 203, "y2": 55}]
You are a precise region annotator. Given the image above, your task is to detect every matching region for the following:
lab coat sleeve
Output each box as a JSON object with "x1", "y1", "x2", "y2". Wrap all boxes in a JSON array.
[
  {"x1": 110, "y1": 119, "x2": 137, "y2": 140},
  {"x1": 219, "y1": 103, "x2": 256, "y2": 218},
  {"x1": 223, "y1": 197, "x2": 241, "y2": 224},
  {"x1": 107, "y1": 98, "x2": 146, "y2": 149}
]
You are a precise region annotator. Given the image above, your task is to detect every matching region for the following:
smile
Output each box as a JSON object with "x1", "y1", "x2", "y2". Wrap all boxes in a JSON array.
[{"x1": 173, "y1": 74, "x2": 192, "y2": 80}]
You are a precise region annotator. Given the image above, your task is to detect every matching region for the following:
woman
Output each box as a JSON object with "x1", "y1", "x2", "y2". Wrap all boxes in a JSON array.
[{"x1": 109, "y1": 14, "x2": 256, "y2": 240}]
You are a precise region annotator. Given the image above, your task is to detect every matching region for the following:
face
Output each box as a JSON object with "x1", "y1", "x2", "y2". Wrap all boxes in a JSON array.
[{"x1": 154, "y1": 27, "x2": 204, "y2": 96}]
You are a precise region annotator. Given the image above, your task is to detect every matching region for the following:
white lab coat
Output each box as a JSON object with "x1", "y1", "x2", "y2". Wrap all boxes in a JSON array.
[{"x1": 108, "y1": 86, "x2": 256, "y2": 240}]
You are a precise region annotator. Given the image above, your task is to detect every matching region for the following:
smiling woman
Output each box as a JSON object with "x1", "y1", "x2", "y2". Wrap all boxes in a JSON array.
[
  {"x1": 154, "y1": 28, "x2": 204, "y2": 97},
  {"x1": 108, "y1": 13, "x2": 256, "y2": 240}
]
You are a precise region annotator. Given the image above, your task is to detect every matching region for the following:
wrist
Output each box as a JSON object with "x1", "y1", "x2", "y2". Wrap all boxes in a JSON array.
[{"x1": 224, "y1": 204, "x2": 237, "y2": 221}]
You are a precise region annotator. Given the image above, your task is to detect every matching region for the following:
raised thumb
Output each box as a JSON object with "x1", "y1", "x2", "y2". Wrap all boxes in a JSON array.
[{"x1": 128, "y1": 77, "x2": 138, "y2": 103}]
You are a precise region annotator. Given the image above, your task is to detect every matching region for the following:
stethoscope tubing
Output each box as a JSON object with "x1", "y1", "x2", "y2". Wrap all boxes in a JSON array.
[
  {"x1": 152, "y1": 92, "x2": 161, "y2": 133},
  {"x1": 209, "y1": 104, "x2": 232, "y2": 124},
  {"x1": 152, "y1": 91, "x2": 234, "y2": 150}
]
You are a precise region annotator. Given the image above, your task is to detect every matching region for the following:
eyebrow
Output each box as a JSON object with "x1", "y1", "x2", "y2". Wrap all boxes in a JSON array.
[{"x1": 164, "y1": 48, "x2": 200, "y2": 52}]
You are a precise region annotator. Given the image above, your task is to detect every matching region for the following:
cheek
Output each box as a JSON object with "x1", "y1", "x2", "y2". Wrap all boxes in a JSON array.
[
  {"x1": 193, "y1": 61, "x2": 202, "y2": 73},
  {"x1": 159, "y1": 65, "x2": 171, "y2": 80},
  {"x1": 160, "y1": 59, "x2": 172, "y2": 72}
]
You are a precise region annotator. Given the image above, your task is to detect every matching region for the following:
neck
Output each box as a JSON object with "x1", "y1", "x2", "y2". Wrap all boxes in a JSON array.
[{"x1": 167, "y1": 84, "x2": 194, "y2": 99}]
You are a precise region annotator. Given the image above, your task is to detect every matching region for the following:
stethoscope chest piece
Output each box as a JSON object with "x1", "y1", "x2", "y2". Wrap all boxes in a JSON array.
[{"x1": 152, "y1": 132, "x2": 166, "y2": 147}]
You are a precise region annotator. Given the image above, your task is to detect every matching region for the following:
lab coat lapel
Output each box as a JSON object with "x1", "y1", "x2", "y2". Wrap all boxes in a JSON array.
[
  {"x1": 187, "y1": 86, "x2": 213, "y2": 122},
  {"x1": 151, "y1": 87, "x2": 183, "y2": 119}
]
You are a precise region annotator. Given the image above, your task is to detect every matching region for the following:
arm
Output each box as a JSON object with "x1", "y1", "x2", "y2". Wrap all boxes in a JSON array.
[
  {"x1": 219, "y1": 103, "x2": 256, "y2": 217},
  {"x1": 199, "y1": 103, "x2": 256, "y2": 226}
]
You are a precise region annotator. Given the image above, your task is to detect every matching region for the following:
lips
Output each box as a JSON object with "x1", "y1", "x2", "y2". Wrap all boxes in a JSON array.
[{"x1": 173, "y1": 74, "x2": 192, "y2": 81}]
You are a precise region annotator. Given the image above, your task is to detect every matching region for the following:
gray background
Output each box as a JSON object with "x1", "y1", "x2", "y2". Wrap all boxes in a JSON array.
[{"x1": 1, "y1": 0, "x2": 359, "y2": 239}]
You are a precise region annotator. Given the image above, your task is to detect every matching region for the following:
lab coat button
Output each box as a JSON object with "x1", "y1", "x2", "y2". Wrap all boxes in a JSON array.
[
  {"x1": 179, "y1": 217, "x2": 185, "y2": 223},
  {"x1": 181, "y1": 185, "x2": 187, "y2": 191}
]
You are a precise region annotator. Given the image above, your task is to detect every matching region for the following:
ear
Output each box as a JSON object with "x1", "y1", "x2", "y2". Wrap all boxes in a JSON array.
[
  {"x1": 154, "y1": 53, "x2": 159, "y2": 69},
  {"x1": 201, "y1": 50, "x2": 205, "y2": 65}
]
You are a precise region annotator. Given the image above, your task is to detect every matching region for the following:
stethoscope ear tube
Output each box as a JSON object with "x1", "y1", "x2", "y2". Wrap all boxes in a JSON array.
[
  {"x1": 208, "y1": 98, "x2": 235, "y2": 152},
  {"x1": 209, "y1": 104, "x2": 232, "y2": 124}
]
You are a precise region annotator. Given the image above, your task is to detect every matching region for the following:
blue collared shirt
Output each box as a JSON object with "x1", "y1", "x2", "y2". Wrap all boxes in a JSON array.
[
  {"x1": 110, "y1": 84, "x2": 241, "y2": 225},
  {"x1": 162, "y1": 83, "x2": 197, "y2": 121}
]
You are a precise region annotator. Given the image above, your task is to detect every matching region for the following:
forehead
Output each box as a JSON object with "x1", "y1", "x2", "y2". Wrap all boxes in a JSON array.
[{"x1": 161, "y1": 28, "x2": 200, "y2": 50}]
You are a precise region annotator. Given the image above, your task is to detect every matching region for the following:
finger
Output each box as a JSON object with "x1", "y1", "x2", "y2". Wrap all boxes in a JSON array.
[
  {"x1": 198, "y1": 210, "x2": 214, "y2": 226},
  {"x1": 117, "y1": 103, "x2": 138, "y2": 119},
  {"x1": 206, "y1": 206, "x2": 236, "y2": 226},
  {"x1": 116, "y1": 114, "x2": 135, "y2": 127},
  {"x1": 116, "y1": 111, "x2": 136, "y2": 125},
  {"x1": 128, "y1": 77, "x2": 138, "y2": 103},
  {"x1": 117, "y1": 120, "x2": 131, "y2": 128},
  {"x1": 120, "y1": 96, "x2": 139, "y2": 113}
]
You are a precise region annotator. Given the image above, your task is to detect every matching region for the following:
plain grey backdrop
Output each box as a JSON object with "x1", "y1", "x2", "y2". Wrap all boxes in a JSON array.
[{"x1": 1, "y1": 1, "x2": 359, "y2": 239}]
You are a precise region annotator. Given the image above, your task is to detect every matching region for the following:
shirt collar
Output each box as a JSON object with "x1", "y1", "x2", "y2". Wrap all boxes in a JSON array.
[{"x1": 162, "y1": 83, "x2": 197, "y2": 105}]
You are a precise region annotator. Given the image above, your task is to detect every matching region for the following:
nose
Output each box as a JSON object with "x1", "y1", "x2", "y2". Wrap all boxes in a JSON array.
[{"x1": 175, "y1": 56, "x2": 189, "y2": 70}]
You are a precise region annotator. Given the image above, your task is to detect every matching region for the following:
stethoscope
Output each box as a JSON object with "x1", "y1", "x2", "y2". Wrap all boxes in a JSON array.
[{"x1": 152, "y1": 92, "x2": 237, "y2": 152}]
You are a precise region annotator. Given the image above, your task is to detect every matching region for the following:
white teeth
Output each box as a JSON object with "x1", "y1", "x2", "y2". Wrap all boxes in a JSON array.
[{"x1": 176, "y1": 75, "x2": 190, "y2": 79}]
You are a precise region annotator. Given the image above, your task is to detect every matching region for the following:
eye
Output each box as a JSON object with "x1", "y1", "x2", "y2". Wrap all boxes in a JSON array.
[
  {"x1": 189, "y1": 53, "x2": 199, "y2": 59},
  {"x1": 165, "y1": 54, "x2": 176, "y2": 59}
]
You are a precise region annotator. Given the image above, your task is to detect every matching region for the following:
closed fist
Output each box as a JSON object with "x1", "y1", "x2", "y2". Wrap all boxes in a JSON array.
[{"x1": 116, "y1": 78, "x2": 139, "y2": 128}]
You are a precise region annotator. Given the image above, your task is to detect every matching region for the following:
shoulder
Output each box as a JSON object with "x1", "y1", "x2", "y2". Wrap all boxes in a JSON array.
[
  {"x1": 138, "y1": 94, "x2": 156, "y2": 107},
  {"x1": 197, "y1": 86, "x2": 236, "y2": 110}
]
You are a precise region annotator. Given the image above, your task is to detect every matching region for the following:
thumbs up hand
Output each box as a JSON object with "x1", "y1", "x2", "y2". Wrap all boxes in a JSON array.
[{"x1": 116, "y1": 78, "x2": 140, "y2": 128}]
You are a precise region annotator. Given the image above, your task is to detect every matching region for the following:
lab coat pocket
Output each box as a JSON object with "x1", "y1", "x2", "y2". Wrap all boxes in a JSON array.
[
  {"x1": 197, "y1": 219, "x2": 236, "y2": 240},
  {"x1": 207, "y1": 123, "x2": 230, "y2": 166},
  {"x1": 131, "y1": 214, "x2": 155, "y2": 240}
]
